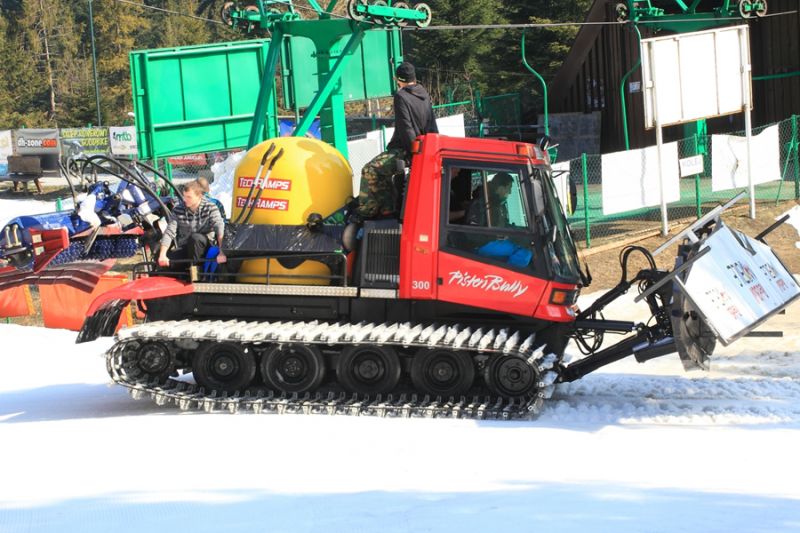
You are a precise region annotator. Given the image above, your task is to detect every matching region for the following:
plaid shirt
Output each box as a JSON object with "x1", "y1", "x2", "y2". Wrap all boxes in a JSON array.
[{"x1": 160, "y1": 197, "x2": 225, "y2": 249}]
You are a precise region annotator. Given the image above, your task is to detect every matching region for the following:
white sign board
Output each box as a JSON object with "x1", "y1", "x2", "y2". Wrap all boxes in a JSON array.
[
  {"x1": 601, "y1": 142, "x2": 681, "y2": 216},
  {"x1": 641, "y1": 26, "x2": 751, "y2": 129},
  {"x1": 109, "y1": 126, "x2": 138, "y2": 156},
  {"x1": 435, "y1": 113, "x2": 466, "y2": 138},
  {"x1": 352, "y1": 114, "x2": 467, "y2": 194},
  {"x1": 782, "y1": 205, "x2": 800, "y2": 249},
  {"x1": 711, "y1": 124, "x2": 781, "y2": 191},
  {"x1": 551, "y1": 161, "x2": 572, "y2": 214},
  {"x1": 679, "y1": 155, "x2": 704, "y2": 177},
  {"x1": 681, "y1": 223, "x2": 800, "y2": 344}
]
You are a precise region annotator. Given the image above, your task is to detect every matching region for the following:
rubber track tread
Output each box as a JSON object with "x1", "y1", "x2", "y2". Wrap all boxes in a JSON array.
[{"x1": 106, "y1": 319, "x2": 561, "y2": 420}]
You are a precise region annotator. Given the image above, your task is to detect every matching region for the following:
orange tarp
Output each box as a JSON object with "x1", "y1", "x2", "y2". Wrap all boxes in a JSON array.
[
  {"x1": 39, "y1": 274, "x2": 132, "y2": 332},
  {"x1": 0, "y1": 286, "x2": 35, "y2": 318}
]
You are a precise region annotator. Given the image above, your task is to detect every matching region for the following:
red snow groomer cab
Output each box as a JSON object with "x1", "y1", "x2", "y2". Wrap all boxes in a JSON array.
[
  {"x1": 78, "y1": 134, "x2": 800, "y2": 419},
  {"x1": 399, "y1": 135, "x2": 581, "y2": 323}
]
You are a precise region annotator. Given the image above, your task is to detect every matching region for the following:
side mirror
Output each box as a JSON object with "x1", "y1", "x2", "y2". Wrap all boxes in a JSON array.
[
  {"x1": 538, "y1": 135, "x2": 552, "y2": 152},
  {"x1": 531, "y1": 179, "x2": 545, "y2": 218}
]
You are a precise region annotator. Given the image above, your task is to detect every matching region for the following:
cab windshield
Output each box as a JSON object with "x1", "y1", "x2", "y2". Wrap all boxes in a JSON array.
[{"x1": 534, "y1": 167, "x2": 582, "y2": 283}]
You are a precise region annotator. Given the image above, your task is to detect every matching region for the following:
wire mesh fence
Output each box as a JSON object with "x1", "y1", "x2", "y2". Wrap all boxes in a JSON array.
[{"x1": 562, "y1": 115, "x2": 799, "y2": 248}]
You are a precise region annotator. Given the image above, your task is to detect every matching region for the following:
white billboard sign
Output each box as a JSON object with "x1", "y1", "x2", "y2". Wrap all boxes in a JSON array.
[
  {"x1": 601, "y1": 142, "x2": 681, "y2": 216},
  {"x1": 641, "y1": 25, "x2": 751, "y2": 129},
  {"x1": 109, "y1": 126, "x2": 138, "y2": 156},
  {"x1": 711, "y1": 124, "x2": 781, "y2": 191},
  {"x1": 681, "y1": 223, "x2": 800, "y2": 344}
]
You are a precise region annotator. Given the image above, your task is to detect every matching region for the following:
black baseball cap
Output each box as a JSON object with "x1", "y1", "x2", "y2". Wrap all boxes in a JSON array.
[{"x1": 395, "y1": 62, "x2": 416, "y2": 83}]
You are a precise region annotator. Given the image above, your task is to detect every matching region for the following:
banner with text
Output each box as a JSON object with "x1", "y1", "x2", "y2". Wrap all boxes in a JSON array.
[
  {"x1": 13, "y1": 129, "x2": 61, "y2": 155},
  {"x1": 601, "y1": 142, "x2": 681, "y2": 216},
  {"x1": 59, "y1": 127, "x2": 110, "y2": 157},
  {"x1": 109, "y1": 126, "x2": 138, "y2": 156},
  {"x1": 682, "y1": 223, "x2": 800, "y2": 344},
  {"x1": 711, "y1": 124, "x2": 781, "y2": 192}
]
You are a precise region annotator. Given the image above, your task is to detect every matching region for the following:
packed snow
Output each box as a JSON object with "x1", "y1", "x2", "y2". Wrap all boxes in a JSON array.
[
  {"x1": 2, "y1": 198, "x2": 800, "y2": 532},
  {"x1": 1, "y1": 289, "x2": 799, "y2": 532}
]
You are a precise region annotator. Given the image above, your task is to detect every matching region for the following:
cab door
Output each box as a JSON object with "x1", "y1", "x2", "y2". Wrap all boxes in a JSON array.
[{"x1": 436, "y1": 162, "x2": 550, "y2": 317}]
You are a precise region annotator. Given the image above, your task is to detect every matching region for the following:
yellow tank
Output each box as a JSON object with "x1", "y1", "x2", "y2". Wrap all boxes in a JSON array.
[
  {"x1": 237, "y1": 258, "x2": 333, "y2": 286},
  {"x1": 232, "y1": 136, "x2": 353, "y2": 225},
  {"x1": 231, "y1": 137, "x2": 353, "y2": 285}
]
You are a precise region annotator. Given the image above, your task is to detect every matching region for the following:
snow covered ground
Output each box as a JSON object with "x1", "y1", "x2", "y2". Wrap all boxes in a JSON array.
[
  {"x1": 1, "y1": 289, "x2": 799, "y2": 532},
  {"x1": 0, "y1": 197, "x2": 69, "y2": 227}
]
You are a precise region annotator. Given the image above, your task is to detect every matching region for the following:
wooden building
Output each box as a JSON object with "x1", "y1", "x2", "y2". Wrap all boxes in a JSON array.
[{"x1": 549, "y1": 0, "x2": 800, "y2": 154}]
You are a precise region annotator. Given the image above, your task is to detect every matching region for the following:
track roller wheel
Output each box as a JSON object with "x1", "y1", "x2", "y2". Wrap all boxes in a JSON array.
[
  {"x1": 413, "y1": 2, "x2": 431, "y2": 27},
  {"x1": 483, "y1": 355, "x2": 538, "y2": 397},
  {"x1": 755, "y1": 0, "x2": 768, "y2": 16},
  {"x1": 135, "y1": 341, "x2": 175, "y2": 382},
  {"x1": 347, "y1": 0, "x2": 367, "y2": 21},
  {"x1": 260, "y1": 344, "x2": 326, "y2": 393},
  {"x1": 193, "y1": 342, "x2": 256, "y2": 393},
  {"x1": 410, "y1": 348, "x2": 474, "y2": 397},
  {"x1": 336, "y1": 345, "x2": 401, "y2": 394}
]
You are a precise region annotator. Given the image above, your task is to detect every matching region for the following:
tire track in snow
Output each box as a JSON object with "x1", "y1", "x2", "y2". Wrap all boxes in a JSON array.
[{"x1": 540, "y1": 373, "x2": 800, "y2": 425}]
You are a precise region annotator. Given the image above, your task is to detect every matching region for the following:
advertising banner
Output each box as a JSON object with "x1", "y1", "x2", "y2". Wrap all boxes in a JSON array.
[
  {"x1": 711, "y1": 124, "x2": 781, "y2": 192},
  {"x1": 0, "y1": 130, "x2": 12, "y2": 175},
  {"x1": 601, "y1": 142, "x2": 681, "y2": 216},
  {"x1": 168, "y1": 154, "x2": 208, "y2": 167},
  {"x1": 59, "y1": 127, "x2": 110, "y2": 157},
  {"x1": 13, "y1": 129, "x2": 61, "y2": 155},
  {"x1": 109, "y1": 126, "x2": 138, "y2": 156}
]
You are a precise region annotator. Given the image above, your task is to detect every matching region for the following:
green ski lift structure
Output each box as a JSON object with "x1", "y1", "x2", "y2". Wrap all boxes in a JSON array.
[
  {"x1": 130, "y1": 0, "x2": 431, "y2": 163},
  {"x1": 614, "y1": 0, "x2": 768, "y2": 33},
  {"x1": 615, "y1": 0, "x2": 768, "y2": 150}
]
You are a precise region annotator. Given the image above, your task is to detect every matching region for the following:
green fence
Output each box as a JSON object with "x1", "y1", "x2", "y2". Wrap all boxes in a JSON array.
[
  {"x1": 563, "y1": 115, "x2": 800, "y2": 248},
  {"x1": 432, "y1": 92, "x2": 523, "y2": 139}
]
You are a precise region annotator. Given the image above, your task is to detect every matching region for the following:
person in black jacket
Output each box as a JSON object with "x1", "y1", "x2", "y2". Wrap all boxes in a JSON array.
[{"x1": 355, "y1": 62, "x2": 438, "y2": 219}]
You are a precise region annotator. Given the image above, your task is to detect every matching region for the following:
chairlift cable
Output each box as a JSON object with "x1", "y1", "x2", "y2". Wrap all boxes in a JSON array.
[{"x1": 112, "y1": 0, "x2": 225, "y2": 25}]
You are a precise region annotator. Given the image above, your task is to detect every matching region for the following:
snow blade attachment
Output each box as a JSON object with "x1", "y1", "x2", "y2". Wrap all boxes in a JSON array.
[
  {"x1": 76, "y1": 277, "x2": 194, "y2": 343},
  {"x1": 658, "y1": 199, "x2": 800, "y2": 370}
]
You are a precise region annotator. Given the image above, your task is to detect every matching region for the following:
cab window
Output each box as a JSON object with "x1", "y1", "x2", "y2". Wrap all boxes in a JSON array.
[{"x1": 442, "y1": 164, "x2": 535, "y2": 269}]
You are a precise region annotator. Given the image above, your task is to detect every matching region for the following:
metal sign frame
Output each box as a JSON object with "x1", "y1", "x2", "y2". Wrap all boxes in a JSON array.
[{"x1": 640, "y1": 25, "x2": 755, "y2": 231}]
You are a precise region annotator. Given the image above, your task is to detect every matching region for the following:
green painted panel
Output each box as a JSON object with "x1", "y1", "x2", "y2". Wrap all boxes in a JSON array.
[
  {"x1": 282, "y1": 28, "x2": 401, "y2": 109},
  {"x1": 182, "y1": 55, "x2": 231, "y2": 120},
  {"x1": 130, "y1": 39, "x2": 275, "y2": 159},
  {"x1": 148, "y1": 60, "x2": 185, "y2": 123},
  {"x1": 230, "y1": 50, "x2": 266, "y2": 115},
  {"x1": 282, "y1": 37, "x2": 318, "y2": 110}
]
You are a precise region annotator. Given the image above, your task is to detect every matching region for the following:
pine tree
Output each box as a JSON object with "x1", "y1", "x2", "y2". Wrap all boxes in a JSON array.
[
  {"x1": 90, "y1": 0, "x2": 148, "y2": 125},
  {"x1": 24, "y1": 0, "x2": 94, "y2": 126},
  {"x1": 0, "y1": 1, "x2": 50, "y2": 127},
  {"x1": 405, "y1": 0, "x2": 510, "y2": 103},
  {"x1": 143, "y1": 0, "x2": 214, "y2": 49}
]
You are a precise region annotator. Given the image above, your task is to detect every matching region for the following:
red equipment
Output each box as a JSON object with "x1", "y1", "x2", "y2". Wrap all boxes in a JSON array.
[{"x1": 78, "y1": 134, "x2": 799, "y2": 419}]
